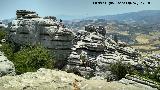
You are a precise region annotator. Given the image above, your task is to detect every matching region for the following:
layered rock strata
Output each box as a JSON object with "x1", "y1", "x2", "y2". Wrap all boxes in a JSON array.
[
  {"x1": 8, "y1": 10, "x2": 159, "y2": 81},
  {"x1": 9, "y1": 10, "x2": 74, "y2": 68},
  {"x1": 65, "y1": 25, "x2": 142, "y2": 79}
]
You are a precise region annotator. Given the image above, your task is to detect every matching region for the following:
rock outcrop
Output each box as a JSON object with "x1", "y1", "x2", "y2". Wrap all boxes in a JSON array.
[
  {"x1": 5, "y1": 10, "x2": 160, "y2": 89},
  {"x1": 142, "y1": 54, "x2": 160, "y2": 74},
  {"x1": 0, "y1": 68, "x2": 157, "y2": 90},
  {"x1": 65, "y1": 24, "x2": 142, "y2": 79},
  {"x1": 8, "y1": 10, "x2": 159, "y2": 82},
  {"x1": 0, "y1": 51, "x2": 15, "y2": 77},
  {"x1": 16, "y1": 10, "x2": 39, "y2": 19},
  {"x1": 9, "y1": 10, "x2": 74, "y2": 68},
  {"x1": 122, "y1": 74, "x2": 159, "y2": 89}
]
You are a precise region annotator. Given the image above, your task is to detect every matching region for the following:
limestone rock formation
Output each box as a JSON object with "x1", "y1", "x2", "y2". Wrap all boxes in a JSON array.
[
  {"x1": 5, "y1": 10, "x2": 160, "y2": 89},
  {"x1": 0, "y1": 68, "x2": 157, "y2": 90},
  {"x1": 8, "y1": 10, "x2": 159, "y2": 83},
  {"x1": 9, "y1": 10, "x2": 74, "y2": 68},
  {"x1": 121, "y1": 74, "x2": 159, "y2": 89},
  {"x1": 0, "y1": 51, "x2": 15, "y2": 77},
  {"x1": 65, "y1": 24, "x2": 142, "y2": 79},
  {"x1": 142, "y1": 54, "x2": 160, "y2": 74},
  {"x1": 16, "y1": 10, "x2": 39, "y2": 19}
]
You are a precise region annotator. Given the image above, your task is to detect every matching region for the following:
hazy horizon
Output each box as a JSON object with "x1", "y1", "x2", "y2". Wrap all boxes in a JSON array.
[{"x1": 0, "y1": 0, "x2": 160, "y2": 20}]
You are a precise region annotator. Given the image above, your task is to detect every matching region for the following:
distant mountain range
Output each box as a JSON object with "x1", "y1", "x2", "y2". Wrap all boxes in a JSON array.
[
  {"x1": 64, "y1": 10, "x2": 160, "y2": 44},
  {"x1": 55, "y1": 15, "x2": 86, "y2": 20},
  {"x1": 65, "y1": 10, "x2": 160, "y2": 29},
  {"x1": 83, "y1": 10, "x2": 160, "y2": 24},
  {"x1": 2, "y1": 18, "x2": 15, "y2": 25},
  {"x1": 61, "y1": 10, "x2": 160, "y2": 25},
  {"x1": 2, "y1": 10, "x2": 160, "y2": 25}
]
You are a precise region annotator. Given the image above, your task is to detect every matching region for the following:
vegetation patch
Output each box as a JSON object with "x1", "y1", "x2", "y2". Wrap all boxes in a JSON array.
[{"x1": 0, "y1": 28, "x2": 55, "y2": 74}]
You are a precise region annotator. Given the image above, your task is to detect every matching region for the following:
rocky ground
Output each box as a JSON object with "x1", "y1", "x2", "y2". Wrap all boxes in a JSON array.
[{"x1": 0, "y1": 68, "x2": 158, "y2": 90}]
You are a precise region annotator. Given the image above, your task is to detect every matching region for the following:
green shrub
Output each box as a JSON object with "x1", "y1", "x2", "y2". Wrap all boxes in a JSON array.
[
  {"x1": 110, "y1": 61, "x2": 133, "y2": 80},
  {"x1": 0, "y1": 42, "x2": 55, "y2": 75},
  {"x1": 13, "y1": 45, "x2": 54, "y2": 74},
  {"x1": 0, "y1": 28, "x2": 7, "y2": 40},
  {"x1": 153, "y1": 67, "x2": 160, "y2": 83},
  {"x1": 144, "y1": 66, "x2": 160, "y2": 83},
  {"x1": 0, "y1": 42, "x2": 14, "y2": 60}
]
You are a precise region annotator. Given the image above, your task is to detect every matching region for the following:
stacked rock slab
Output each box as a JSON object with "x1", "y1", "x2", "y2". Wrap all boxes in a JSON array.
[
  {"x1": 16, "y1": 10, "x2": 39, "y2": 19},
  {"x1": 65, "y1": 24, "x2": 141, "y2": 79},
  {"x1": 9, "y1": 10, "x2": 74, "y2": 68}
]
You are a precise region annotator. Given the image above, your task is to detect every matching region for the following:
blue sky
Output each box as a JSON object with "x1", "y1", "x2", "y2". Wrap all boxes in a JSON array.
[{"x1": 0, "y1": 0, "x2": 160, "y2": 20}]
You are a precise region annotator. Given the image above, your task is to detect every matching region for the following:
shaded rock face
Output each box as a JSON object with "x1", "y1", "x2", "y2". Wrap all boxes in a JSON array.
[
  {"x1": 0, "y1": 51, "x2": 15, "y2": 77},
  {"x1": 65, "y1": 24, "x2": 141, "y2": 79},
  {"x1": 9, "y1": 10, "x2": 74, "y2": 68},
  {"x1": 0, "y1": 68, "x2": 157, "y2": 90}
]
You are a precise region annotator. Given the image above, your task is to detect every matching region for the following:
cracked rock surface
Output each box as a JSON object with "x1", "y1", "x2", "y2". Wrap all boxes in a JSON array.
[{"x1": 0, "y1": 68, "x2": 157, "y2": 90}]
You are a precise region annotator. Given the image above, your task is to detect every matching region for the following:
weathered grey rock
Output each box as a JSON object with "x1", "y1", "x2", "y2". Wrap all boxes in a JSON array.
[
  {"x1": 151, "y1": 54, "x2": 160, "y2": 60},
  {"x1": 0, "y1": 51, "x2": 15, "y2": 77},
  {"x1": 8, "y1": 11, "x2": 158, "y2": 89},
  {"x1": 0, "y1": 68, "x2": 157, "y2": 90},
  {"x1": 119, "y1": 74, "x2": 159, "y2": 90},
  {"x1": 9, "y1": 10, "x2": 74, "y2": 68},
  {"x1": 142, "y1": 56, "x2": 160, "y2": 73},
  {"x1": 65, "y1": 24, "x2": 143, "y2": 80},
  {"x1": 97, "y1": 25, "x2": 106, "y2": 36},
  {"x1": 16, "y1": 10, "x2": 39, "y2": 19}
]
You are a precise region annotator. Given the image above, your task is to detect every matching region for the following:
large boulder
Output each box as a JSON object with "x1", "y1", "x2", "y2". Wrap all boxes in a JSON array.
[{"x1": 0, "y1": 51, "x2": 15, "y2": 77}]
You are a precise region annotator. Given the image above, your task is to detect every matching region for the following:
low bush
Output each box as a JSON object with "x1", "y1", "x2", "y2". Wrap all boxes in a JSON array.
[
  {"x1": 110, "y1": 61, "x2": 133, "y2": 80},
  {"x1": 0, "y1": 42, "x2": 14, "y2": 60},
  {"x1": 0, "y1": 40, "x2": 55, "y2": 74},
  {"x1": 13, "y1": 45, "x2": 54, "y2": 74},
  {"x1": 0, "y1": 28, "x2": 7, "y2": 40}
]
